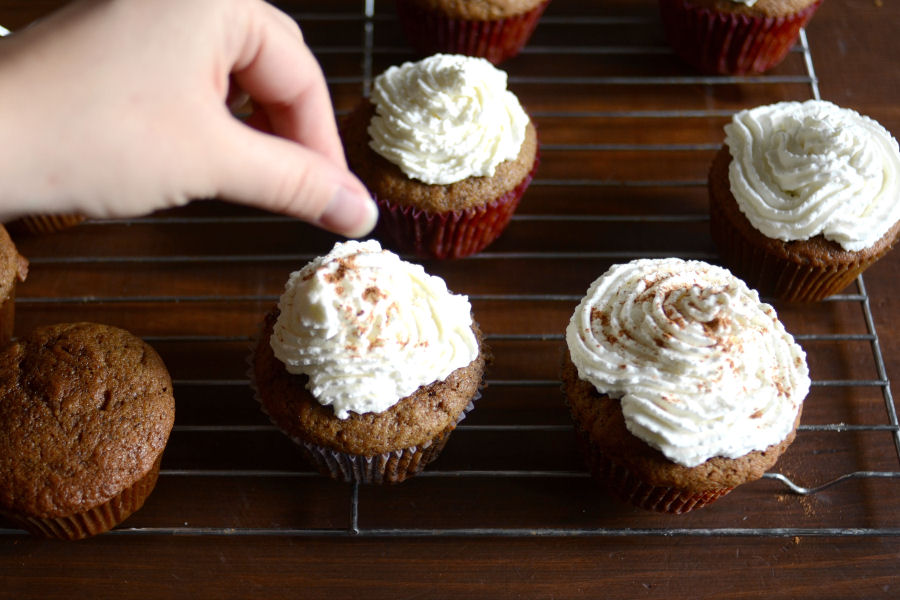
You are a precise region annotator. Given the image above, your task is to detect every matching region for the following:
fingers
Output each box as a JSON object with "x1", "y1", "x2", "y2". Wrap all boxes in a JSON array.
[
  {"x1": 229, "y1": 2, "x2": 346, "y2": 168},
  {"x1": 211, "y1": 120, "x2": 378, "y2": 238},
  {"x1": 217, "y1": 1, "x2": 376, "y2": 236}
]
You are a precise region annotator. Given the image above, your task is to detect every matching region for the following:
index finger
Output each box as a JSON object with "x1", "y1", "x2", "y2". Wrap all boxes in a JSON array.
[{"x1": 228, "y1": 2, "x2": 346, "y2": 168}]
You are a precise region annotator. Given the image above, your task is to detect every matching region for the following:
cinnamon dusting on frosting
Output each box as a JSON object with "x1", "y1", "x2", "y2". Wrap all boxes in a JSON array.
[
  {"x1": 270, "y1": 240, "x2": 478, "y2": 419},
  {"x1": 363, "y1": 286, "x2": 386, "y2": 304},
  {"x1": 565, "y1": 258, "x2": 810, "y2": 467}
]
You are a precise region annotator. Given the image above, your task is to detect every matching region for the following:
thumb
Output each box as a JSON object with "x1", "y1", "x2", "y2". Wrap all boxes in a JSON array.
[{"x1": 211, "y1": 120, "x2": 378, "y2": 238}]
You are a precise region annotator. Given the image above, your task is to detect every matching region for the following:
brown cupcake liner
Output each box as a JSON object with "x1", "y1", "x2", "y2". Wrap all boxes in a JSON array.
[
  {"x1": 573, "y1": 424, "x2": 733, "y2": 514},
  {"x1": 708, "y1": 187, "x2": 891, "y2": 302},
  {"x1": 373, "y1": 152, "x2": 539, "y2": 260},
  {"x1": 658, "y1": 0, "x2": 822, "y2": 75},
  {"x1": 7, "y1": 213, "x2": 86, "y2": 236},
  {"x1": 290, "y1": 397, "x2": 477, "y2": 485},
  {"x1": 2, "y1": 454, "x2": 162, "y2": 540},
  {"x1": 395, "y1": 0, "x2": 550, "y2": 64}
]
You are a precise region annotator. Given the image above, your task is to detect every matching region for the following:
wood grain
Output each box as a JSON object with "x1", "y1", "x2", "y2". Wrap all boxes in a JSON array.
[{"x1": 1, "y1": 1, "x2": 898, "y2": 598}]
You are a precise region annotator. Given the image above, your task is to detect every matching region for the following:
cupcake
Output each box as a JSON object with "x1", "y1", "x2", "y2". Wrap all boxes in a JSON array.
[
  {"x1": 341, "y1": 53, "x2": 539, "y2": 260},
  {"x1": 562, "y1": 258, "x2": 809, "y2": 514},
  {"x1": 0, "y1": 224, "x2": 28, "y2": 345},
  {"x1": 394, "y1": 0, "x2": 551, "y2": 65},
  {"x1": 250, "y1": 240, "x2": 488, "y2": 484},
  {"x1": 709, "y1": 100, "x2": 900, "y2": 302},
  {"x1": 658, "y1": 0, "x2": 822, "y2": 75},
  {"x1": 0, "y1": 323, "x2": 175, "y2": 539},
  {"x1": 6, "y1": 214, "x2": 86, "y2": 236}
]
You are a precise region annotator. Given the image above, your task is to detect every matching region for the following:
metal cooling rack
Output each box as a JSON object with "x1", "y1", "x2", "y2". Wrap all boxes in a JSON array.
[{"x1": 3, "y1": 1, "x2": 900, "y2": 539}]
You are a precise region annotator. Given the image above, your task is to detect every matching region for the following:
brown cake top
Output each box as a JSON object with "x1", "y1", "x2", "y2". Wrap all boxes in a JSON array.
[
  {"x1": 0, "y1": 224, "x2": 28, "y2": 300},
  {"x1": 0, "y1": 323, "x2": 175, "y2": 518},
  {"x1": 401, "y1": 0, "x2": 549, "y2": 20},
  {"x1": 683, "y1": 0, "x2": 820, "y2": 19},
  {"x1": 342, "y1": 99, "x2": 538, "y2": 213},
  {"x1": 253, "y1": 308, "x2": 488, "y2": 455}
]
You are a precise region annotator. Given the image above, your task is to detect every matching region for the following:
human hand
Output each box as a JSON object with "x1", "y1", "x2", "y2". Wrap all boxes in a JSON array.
[{"x1": 0, "y1": 0, "x2": 377, "y2": 238}]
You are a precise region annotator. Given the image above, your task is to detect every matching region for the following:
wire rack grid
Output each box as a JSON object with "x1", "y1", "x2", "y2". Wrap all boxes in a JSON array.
[{"x1": 4, "y1": 0, "x2": 900, "y2": 539}]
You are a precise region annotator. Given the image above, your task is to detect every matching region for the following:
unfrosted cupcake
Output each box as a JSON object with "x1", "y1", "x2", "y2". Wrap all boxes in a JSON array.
[
  {"x1": 395, "y1": 0, "x2": 551, "y2": 64},
  {"x1": 658, "y1": 0, "x2": 822, "y2": 75},
  {"x1": 0, "y1": 323, "x2": 175, "y2": 539},
  {"x1": 250, "y1": 240, "x2": 488, "y2": 484},
  {"x1": 341, "y1": 53, "x2": 539, "y2": 260},
  {"x1": 709, "y1": 100, "x2": 900, "y2": 302},
  {"x1": 563, "y1": 258, "x2": 809, "y2": 514},
  {"x1": 0, "y1": 224, "x2": 28, "y2": 345}
]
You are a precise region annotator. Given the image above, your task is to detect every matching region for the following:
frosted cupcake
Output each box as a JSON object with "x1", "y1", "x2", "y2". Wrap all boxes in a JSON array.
[
  {"x1": 658, "y1": 0, "x2": 822, "y2": 75},
  {"x1": 341, "y1": 53, "x2": 539, "y2": 259},
  {"x1": 394, "y1": 0, "x2": 551, "y2": 65},
  {"x1": 562, "y1": 258, "x2": 809, "y2": 513},
  {"x1": 250, "y1": 240, "x2": 488, "y2": 484},
  {"x1": 709, "y1": 100, "x2": 900, "y2": 302}
]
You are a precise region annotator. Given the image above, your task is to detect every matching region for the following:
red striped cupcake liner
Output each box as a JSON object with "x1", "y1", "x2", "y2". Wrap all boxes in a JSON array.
[
  {"x1": 658, "y1": 0, "x2": 822, "y2": 75},
  {"x1": 373, "y1": 152, "x2": 539, "y2": 260},
  {"x1": 573, "y1": 421, "x2": 733, "y2": 514},
  {"x1": 395, "y1": 0, "x2": 551, "y2": 64},
  {"x1": 708, "y1": 184, "x2": 894, "y2": 303},
  {"x1": 7, "y1": 213, "x2": 86, "y2": 236}
]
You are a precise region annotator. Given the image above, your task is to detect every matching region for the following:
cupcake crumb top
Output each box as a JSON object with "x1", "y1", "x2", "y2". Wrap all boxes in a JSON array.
[
  {"x1": 402, "y1": 0, "x2": 549, "y2": 21},
  {"x1": 0, "y1": 323, "x2": 174, "y2": 517},
  {"x1": 685, "y1": 0, "x2": 819, "y2": 18}
]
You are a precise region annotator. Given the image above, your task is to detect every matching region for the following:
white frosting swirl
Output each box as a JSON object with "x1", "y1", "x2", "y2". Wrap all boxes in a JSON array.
[
  {"x1": 566, "y1": 259, "x2": 809, "y2": 467},
  {"x1": 367, "y1": 53, "x2": 529, "y2": 185},
  {"x1": 270, "y1": 240, "x2": 479, "y2": 419},
  {"x1": 725, "y1": 100, "x2": 900, "y2": 252}
]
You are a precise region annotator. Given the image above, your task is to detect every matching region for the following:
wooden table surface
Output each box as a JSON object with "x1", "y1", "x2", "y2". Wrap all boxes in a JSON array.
[{"x1": 2, "y1": 1, "x2": 899, "y2": 598}]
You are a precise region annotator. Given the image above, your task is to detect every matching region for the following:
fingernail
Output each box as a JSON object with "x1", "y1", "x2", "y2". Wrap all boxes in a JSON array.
[{"x1": 318, "y1": 186, "x2": 379, "y2": 238}]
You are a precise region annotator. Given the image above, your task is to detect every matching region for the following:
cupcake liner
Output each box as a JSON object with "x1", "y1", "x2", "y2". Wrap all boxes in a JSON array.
[
  {"x1": 709, "y1": 198, "x2": 880, "y2": 302},
  {"x1": 561, "y1": 364, "x2": 735, "y2": 515},
  {"x1": 2, "y1": 454, "x2": 162, "y2": 540},
  {"x1": 291, "y1": 398, "x2": 477, "y2": 484},
  {"x1": 658, "y1": 0, "x2": 822, "y2": 75},
  {"x1": 573, "y1": 423, "x2": 733, "y2": 514},
  {"x1": 374, "y1": 152, "x2": 539, "y2": 260},
  {"x1": 395, "y1": 0, "x2": 550, "y2": 64},
  {"x1": 7, "y1": 213, "x2": 86, "y2": 236}
]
